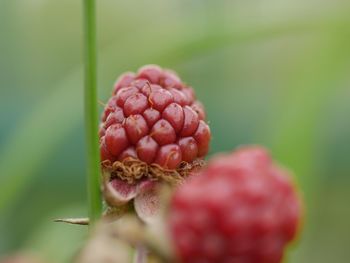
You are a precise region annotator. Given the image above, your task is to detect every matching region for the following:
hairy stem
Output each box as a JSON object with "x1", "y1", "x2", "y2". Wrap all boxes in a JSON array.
[{"x1": 83, "y1": 0, "x2": 102, "y2": 226}]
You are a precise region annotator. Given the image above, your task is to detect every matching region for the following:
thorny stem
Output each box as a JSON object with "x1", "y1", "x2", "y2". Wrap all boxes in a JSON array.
[{"x1": 83, "y1": 0, "x2": 102, "y2": 227}]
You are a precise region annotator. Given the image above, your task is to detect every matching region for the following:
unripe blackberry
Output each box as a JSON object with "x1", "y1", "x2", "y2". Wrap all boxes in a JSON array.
[
  {"x1": 100, "y1": 65, "x2": 210, "y2": 170},
  {"x1": 100, "y1": 65, "x2": 210, "y2": 222},
  {"x1": 168, "y1": 146, "x2": 302, "y2": 263}
]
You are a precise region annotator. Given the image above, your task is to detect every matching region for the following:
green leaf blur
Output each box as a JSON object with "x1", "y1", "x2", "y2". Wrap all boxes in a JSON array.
[{"x1": 0, "y1": 0, "x2": 349, "y2": 262}]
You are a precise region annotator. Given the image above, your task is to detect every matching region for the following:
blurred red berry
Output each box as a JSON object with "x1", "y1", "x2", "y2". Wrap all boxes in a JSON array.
[
  {"x1": 113, "y1": 72, "x2": 135, "y2": 95},
  {"x1": 168, "y1": 146, "x2": 302, "y2": 263},
  {"x1": 99, "y1": 65, "x2": 211, "y2": 169}
]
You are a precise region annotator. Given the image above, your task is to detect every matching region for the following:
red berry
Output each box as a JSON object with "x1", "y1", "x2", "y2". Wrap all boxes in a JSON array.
[
  {"x1": 124, "y1": 114, "x2": 149, "y2": 144},
  {"x1": 143, "y1": 108, "x2": 161, "y2": 127},
  {"x1": 180, "y1": 106, "x2": 199, "y2": 137},
  {"x1": 169, "y1": 88, "x2": 187, "y2": 106},
  {"x1": 136, "y1": 136, "x2": 159, "y2": 164},
  {"x1": 101, "y1": 96, "x2": 118, "y2": 122},
  {"x1": 149, "y1": 88, "x2": 173, "y2": 112},
  {"x1": 161, "y1": 70, "x2": 182, "y2": 89},
  {"x1": 151, "y1": 119, "x2": 176, "y2": 145},
  {"x1": 181, "y1": 87, "x2": 195, "y2": 105},
  {"x1": 118, "y1": 146, "x2": 138, "y2": 161},
  {"x1": 178, "y1": 137, "x2": 198, "y2": 163},
  {"x1": 100, "y1": 65, "x2": 211, "y2": 169},
  {"x1": 113, "y1": 72, "x2": 135, "y2": 95},
  {"x1": 104, "y1": 107, "x2": 124, "y2": 128},
  {"x1": 162, "y1": 103, "x2": 184, "y2": 133},
  {"x1": 168, "y1": 146, "x2": 302, "y2": 263},
  {"x1": 191, "y1": 101, "x2": 206, "y2": 120},
  {"x1": 141, "y1": 83, "x2": 162, "y2": 97},
  {"x1": 116, "y1": 86, "x2": 139, "y2": 107},
  {"x1": 155, "y1": 144, "x2": 182, "y2": 169},
  {"x1": 100, "y1": 137, "x2": 115, "y2": 162},
  {"x1": 137, "y1": 64, "x2": 163, "y2": 84},
  {"x1": 99, "y1": 125, "x2": 106, "y2": 138},
  {"x1": 104, "y1": 124, "x2": 129, "y2": 156},
  {"x1": 123, "y1": 93, "x2": 148, "y2": 116},
  {"x1": 193, "y1": 120, "x2": 211, "y2": 157},
  {"x1": 133, "y1": 78, "x2": 149, "y2": 90}
]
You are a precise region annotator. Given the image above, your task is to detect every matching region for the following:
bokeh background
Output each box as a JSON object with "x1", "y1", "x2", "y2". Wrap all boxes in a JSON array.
[{"x1": 1, "y1": 0, "x2": 350, "y2": 262}]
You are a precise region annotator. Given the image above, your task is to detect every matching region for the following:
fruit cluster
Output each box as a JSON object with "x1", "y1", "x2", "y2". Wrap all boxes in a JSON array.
[
  {"x1": 168, "y1": 146, "x2": 301, "y2": 263},
  {"x1": 99, "y1": 65, "x2": 210, "y2": 170},
  {"x1": 97, "y1": 65, "x2": 302, "y2": 263}
]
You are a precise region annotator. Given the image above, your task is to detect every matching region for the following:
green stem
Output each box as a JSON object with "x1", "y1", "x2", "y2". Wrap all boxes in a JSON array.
[{"x1": 83, "y1": 0, "x2": 102, "y2": 226}]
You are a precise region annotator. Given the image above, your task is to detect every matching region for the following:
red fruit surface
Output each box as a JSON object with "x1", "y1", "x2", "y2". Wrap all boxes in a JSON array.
[
  {"x1": 99, "y1": 65, "x2": 211, "y2": 169},
  {"x1": 154, "y1": 144, "x2": 182, "y2": 169},
  {"x1": 168, "y1": 146, "x2": 302, "y2": 263}
]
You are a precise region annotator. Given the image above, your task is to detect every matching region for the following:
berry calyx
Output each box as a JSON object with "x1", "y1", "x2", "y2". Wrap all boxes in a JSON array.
[{"x1": 168, "y1": 146, "x2": 302, "y2": 263}]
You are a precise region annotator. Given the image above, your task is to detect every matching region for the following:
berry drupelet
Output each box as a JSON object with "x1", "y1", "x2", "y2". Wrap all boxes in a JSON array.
[{"x1": 168, "y1": 146, "x2": 302, "y2": 263}]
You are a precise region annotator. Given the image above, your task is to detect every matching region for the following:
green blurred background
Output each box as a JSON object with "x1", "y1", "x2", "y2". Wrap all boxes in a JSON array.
[{"x1": 1, "y1": 0, "x2": 350, "y2": 262}]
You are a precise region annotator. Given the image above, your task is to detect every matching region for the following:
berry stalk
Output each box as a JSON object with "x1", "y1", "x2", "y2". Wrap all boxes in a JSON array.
[{"x1": 83, "y1": 0, "x2": 102, "y2": 226}]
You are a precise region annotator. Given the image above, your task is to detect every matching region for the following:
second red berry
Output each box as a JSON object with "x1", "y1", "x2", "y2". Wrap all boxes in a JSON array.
[{"x1": 168, "y1": 146, "x2": 302, "y2": 263}]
